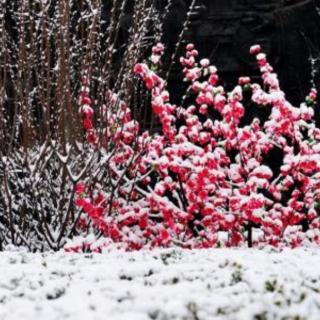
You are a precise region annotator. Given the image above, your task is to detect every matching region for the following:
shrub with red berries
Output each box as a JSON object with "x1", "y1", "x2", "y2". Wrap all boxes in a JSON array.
[{"x1": 68, "y1": 43, "x2": 320, "y2": 252}]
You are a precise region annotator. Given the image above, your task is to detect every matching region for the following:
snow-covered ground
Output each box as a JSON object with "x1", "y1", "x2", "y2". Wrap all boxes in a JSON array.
[{"x1": 0, "y1": 248, "x2": 320, "y2": 320}]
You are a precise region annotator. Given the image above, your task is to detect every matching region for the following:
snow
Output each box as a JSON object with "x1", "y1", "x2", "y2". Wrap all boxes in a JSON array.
[{"x1": 1, "y1": 248, "x2": 320, "y2": 319}]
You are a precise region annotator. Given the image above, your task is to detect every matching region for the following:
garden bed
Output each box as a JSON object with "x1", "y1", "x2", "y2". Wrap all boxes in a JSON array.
[{"x1": 0, "y1": 248, "x2": 320, "y2": 319}]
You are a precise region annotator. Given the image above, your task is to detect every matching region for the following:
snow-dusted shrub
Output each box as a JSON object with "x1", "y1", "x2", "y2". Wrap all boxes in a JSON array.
[
  {"x1": 70, "y1": 42, "x2": 320, "y2": 251},
  {"x1": 68, "y1": 73, "x2": 154, "y2": 252},
  {"x1": 0, "y1": 143, "x2": 93, "y2": 251}
]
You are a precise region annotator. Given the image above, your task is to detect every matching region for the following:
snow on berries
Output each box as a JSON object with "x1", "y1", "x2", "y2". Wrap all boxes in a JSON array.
[{"x1": 72, "y1": 43, "x2": 320, "y2": 252}]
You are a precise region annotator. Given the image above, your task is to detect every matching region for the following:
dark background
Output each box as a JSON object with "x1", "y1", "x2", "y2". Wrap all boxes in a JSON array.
[{"x1": 105, "y1": 0, "x2": 320, "y2": 105}]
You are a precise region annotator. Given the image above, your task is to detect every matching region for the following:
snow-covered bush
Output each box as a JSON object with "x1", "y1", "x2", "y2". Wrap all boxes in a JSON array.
[
  {"x1": 69, "y1": 43, "x2": 320, "y2": 252},
  {"x1": 0, "y1": 143, "x2": 92, "y2": 251}
]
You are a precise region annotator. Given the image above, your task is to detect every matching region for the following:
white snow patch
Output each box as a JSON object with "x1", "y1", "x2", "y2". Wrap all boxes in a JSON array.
[{"x1": 0, "y1": 248, "x2": 320, "y2": 319}]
